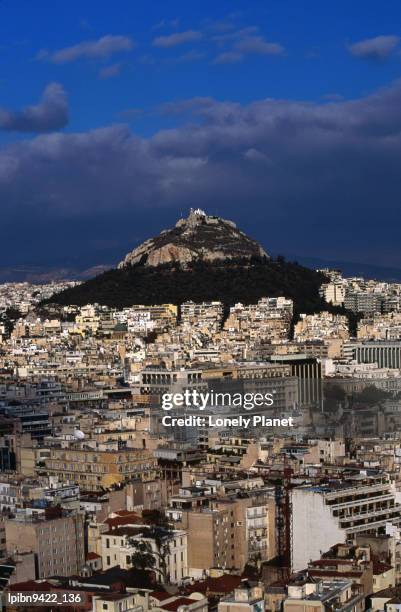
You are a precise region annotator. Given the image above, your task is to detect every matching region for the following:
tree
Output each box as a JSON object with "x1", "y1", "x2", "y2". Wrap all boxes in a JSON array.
[
  {"x1": 323, "y1": 383, "x2": 347, "y2": 412},
  {"x1": 129, "y1": 527, "x2": 172, "y2": 583},
  {"x1": 142, "y1": 509, "x2": 169, "y2": 527},
  {"x1": 355, "y1": 385, "x2": 390, "y2": 405}
]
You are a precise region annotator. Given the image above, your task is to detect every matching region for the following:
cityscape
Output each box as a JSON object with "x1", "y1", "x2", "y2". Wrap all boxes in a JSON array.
[
  {"x1": 0, "y1": 209, "x2": 401, "y2": 611},
  {"x1": 3, "y1": 1, "x2": 401, "y2": 611}
]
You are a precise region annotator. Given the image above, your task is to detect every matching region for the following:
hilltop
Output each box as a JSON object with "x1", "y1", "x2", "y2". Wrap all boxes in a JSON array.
[{"x1": 118, "y1": 208, "x2": 268, "y2": 268}]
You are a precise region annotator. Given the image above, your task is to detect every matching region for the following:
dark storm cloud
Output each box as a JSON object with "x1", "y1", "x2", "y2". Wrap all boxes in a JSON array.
[
  {"x1": 2, "y1": 81, "x2": 401, "y2": 231},
  {"x1": 348, "y1": 35, "x2": 400, "y2": 60},
  {"x1": 0, "y1": 83, "x2": 68, "y2": 133}
]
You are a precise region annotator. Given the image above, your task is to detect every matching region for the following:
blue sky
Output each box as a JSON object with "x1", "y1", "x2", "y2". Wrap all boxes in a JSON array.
[{"x1": 2, "y1": 0, "x2": 401, "y2": 270}]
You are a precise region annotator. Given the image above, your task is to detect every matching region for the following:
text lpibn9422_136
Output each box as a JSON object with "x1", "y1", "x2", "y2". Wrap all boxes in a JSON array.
[{"x1": 4, "y1": 591, "x2": 85, "y2": 607}]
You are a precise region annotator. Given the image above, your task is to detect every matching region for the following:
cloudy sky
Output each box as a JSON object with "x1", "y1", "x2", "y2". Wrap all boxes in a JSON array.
[{"x1": 1, "y1": 0, "x2": 401, "y2": 270}]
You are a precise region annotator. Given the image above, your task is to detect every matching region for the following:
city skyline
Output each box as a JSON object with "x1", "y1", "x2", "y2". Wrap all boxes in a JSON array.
[{"x1": 4, "y1": 4, "x2": 401, "y2": 606}]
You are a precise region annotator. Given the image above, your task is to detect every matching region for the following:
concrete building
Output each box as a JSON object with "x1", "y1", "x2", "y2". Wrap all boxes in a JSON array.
[
  {"x1": 92, "y1": 593, "x2": 142, "y2": 612},
  {"x1": 344, "y1": 291, "x2": 382, "y2": 315},
  {"x1": 218, "y1": 580, "x2": 265, "y2": 612},
  {"x1": 283, "y1": 579, "x2": 365, "y2": 611},
  {"x1": 101, "y1": 525, "x2": 187, "y2": 584},
  {"x1": 179, "y1": 490, "x2": 276, "y2": 577},
  {"x1": 343, "y1": 341, "x2": 401, "y2": 369},
  {"x1": 44, "y1": 447, "x2": 157, "y2": 492},
  {"x1": 321, "y1": 282, "x2": 345, "y2": 306},
  {"x1": 292, "y1": 475, "x2": 401, "y2": 572},
  {"x1": 5, "y1": 509, "x2": 85, "y2": 579},
  {"x1": 270, "y1": 354, "x2": 322, "y2": 408}
]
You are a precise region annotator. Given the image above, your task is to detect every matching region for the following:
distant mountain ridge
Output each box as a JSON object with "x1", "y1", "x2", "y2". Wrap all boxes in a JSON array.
[
  {"x1": 0, "y1": 264, "x2": 112, "y2": 284},
  {"x1": 4, "y1": 256, "x2": 401, "y2": 285},
  {"x1": 285, "y1": 254, "x2": 401, "y2": 283}
]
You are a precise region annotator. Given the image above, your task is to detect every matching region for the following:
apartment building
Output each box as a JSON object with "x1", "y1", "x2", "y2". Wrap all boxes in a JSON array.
[
  {"x1": 283, "y1": 579, "x2": 365, "y2": 612},
  {"x1": 181, "y1": 506, "x2": 235, "y2": 578},
  {"x1": 127, "y1": 304, "x2": 177, "y2": 334},
  {"x1": 179, "y1": 488, "x2": 276, "y2": 577},
  {"x1": 292, "y1": 475, "x2": 401, "y2": 571},
  {"x1": 101, "y1": 525, "x2": 187, "y2": 584},
  {"x1": 320, "y1": 282, "x2": 345, "y2": 306},
  {"x1": 344, "y1": 291, "x2": 382, "y2": 315},
  {"x1": 294, "y1": 312, "x2": 349, "y2": 342},
  {"x1": 92, "y1": 593, "x2": 142, "y2": 612},
  {"x1": 44, "y1": 447, "x2": 157, "y2": 491},
  {"x1": 181, "y1": 301, "x2": 224, "y2": 332},
  {"x1": 303, "y1": 439, "x2": 346, "y2": 465},
  {"x1": 218, "y1": 580, "x2": 265, "y2": 612},
  {"x1": 5, "y1": 508, "x2": 85, "y2": 579}
]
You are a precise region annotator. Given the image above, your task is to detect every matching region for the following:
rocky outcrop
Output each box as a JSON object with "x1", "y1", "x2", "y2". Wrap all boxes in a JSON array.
[{"x1": 118, "y1": 208, "x2": 269, "y2": 268}]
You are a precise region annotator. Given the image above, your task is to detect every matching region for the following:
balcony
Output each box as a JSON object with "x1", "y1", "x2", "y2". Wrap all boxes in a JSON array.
[
  {"x1": 339, "y1": 504, "x2": 401, "y2": 525},
  {"x1": 328, "y1": 493, "x2": 395, "y2": 512},
  {"x1": 324, "y1": 483, "x2": 389, "y2": 502}
]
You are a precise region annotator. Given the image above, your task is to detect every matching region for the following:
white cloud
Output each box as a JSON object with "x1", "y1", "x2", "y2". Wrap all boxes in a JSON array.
[
  {"x1": 40, "y1": 35, "x2": 134, "y2": 64},
  {"x1": 213, "y1": 51, "x2": 243, "y2": 64},
  {"x1": 98, "y1": 63, "x2": 122, "y2": 79},
  {"x1": 152, "y1": 30, "x2": 202, "y2": 48},
  {"x1": 235, "y1": 35, "x2": 284, "y2": 56}
]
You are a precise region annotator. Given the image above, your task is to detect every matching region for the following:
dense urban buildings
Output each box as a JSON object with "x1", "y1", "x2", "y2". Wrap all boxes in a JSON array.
[{"x1": 2, "y1": 263, "x2": 401, "y2": 610}]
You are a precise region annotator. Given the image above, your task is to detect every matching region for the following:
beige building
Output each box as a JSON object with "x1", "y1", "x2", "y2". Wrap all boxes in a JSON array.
[
  {"x1": 180, "y1": 491, "x2": 275, "y2": 577},
  {"x1": 5, "y1": 510, "x2": 85, "y2": 579},
  {"x1": 303, "y1": 439, "x2": 346, "y2": 465},
  {"x1": 218, "y1": 581, "x2": 265, "y2": 612},
  {"x1": 92, "y1": 593, "x2": 142, "y2": 612},
  {"x1": 44, "y1": 447, "x2": 157, "y2": 491},
  {"x1": 101, "y1": 525, "x2": 188, "y2": 584}
]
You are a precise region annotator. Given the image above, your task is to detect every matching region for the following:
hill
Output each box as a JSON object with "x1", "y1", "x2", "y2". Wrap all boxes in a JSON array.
[
  {"x1": 46, "y1": 256, "x2": 331, "y2": 317},
  {"x1": 118, "y1": 208, "x2": 268, "y2": 268},
  {"x1": 45, "y1": 209, "x2": 348, "y2": 326}
]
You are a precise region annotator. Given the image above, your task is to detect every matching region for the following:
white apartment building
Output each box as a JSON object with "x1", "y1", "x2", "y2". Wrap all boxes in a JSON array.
[
  {"x1": 292, "y1": 475, "x2": 401, "y2": 571},
  {"x1": 321, "y1": 282, "x2": 346, "y2": 306}
]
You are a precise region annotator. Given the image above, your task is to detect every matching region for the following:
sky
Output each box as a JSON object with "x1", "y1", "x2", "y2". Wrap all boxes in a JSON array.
[{"x1": 2, "y1": 0, "x2": 401, "y2": 270}]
